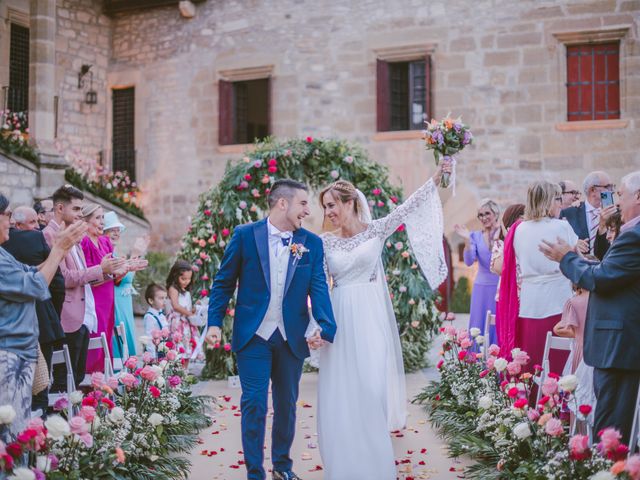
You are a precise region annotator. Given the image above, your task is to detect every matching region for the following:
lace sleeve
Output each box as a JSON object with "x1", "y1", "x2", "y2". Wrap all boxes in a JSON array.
[{"x1": 372, "y1": 178, "x2": 447, "y2": 289}]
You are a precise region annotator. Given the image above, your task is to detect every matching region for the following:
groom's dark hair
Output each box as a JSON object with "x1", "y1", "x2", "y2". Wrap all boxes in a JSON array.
[{"x1": 268, "y1": 179, "x2": 308, "y2": 209}]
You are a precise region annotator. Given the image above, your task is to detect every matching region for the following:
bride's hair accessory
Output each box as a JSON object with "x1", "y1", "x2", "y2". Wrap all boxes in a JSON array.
[{"x1": 319, "y1": 180, "x2": 360, "y2": 217}]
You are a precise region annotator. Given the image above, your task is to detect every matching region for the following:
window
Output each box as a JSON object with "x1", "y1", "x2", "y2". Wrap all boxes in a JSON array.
[
  {"x1": 566, "y1": 42, "x2": 620, "y2": 121},
  {"x1": 377, "y1": 58, "x2": 430, "y2": 132},
  {"x1": 112, "y1": 87, "x2": 136, "y2": 179},
  {"x1": 219, "y1": 78, "x2": 270, "y2": 145},
  {"x1": 8, "y1": 23, "x2": 30, "y2": 114}
]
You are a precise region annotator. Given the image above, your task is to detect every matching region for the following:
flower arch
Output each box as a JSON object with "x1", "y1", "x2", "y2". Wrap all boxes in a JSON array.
[{"x1": 178, "y1": 137, "x2": 443, "y2": 379}]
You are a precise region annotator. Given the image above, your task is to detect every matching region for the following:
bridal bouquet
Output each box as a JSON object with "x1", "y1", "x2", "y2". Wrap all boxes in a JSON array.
[{"x1": 422, "y1": 116, "x2": 473, "y2": 188}]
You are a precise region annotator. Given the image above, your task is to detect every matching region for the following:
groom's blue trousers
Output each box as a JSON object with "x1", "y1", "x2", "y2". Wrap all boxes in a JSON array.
[{"x1": 236, "y1": 330, "x2": 304, "y2": 480}]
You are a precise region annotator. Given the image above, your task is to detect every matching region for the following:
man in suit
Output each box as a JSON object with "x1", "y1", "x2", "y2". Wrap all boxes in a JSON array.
[
  {"x1": 540, "y1": 170, "x2": 640, "y2": 444},
  {"x1": 560, "y1": 171, "x2": 616, "y2": 259},
  {"x1": 43, "y1": 185, "x2": 125, "y2": 390},
  {"x1": 205, "y1": 179, "x2": 337, "y2": 480},
  {"x1": 34, "y1": 199, "x2": 55, "y2": 231},
  {"x1": 559, "y1": 179, "x2": 581, "y2": 210},
  {"x1": 2, "y1": 209, "x2": 66, "y2": 414}
]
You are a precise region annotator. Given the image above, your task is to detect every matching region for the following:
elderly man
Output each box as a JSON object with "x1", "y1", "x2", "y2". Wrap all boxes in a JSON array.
[
  {"x1": 13, "y1": 206, "x2": 39, "y2": 231},
  {"x1": 34, "y1": 199, "x2": 54, "y2": 230},
  {"x1": 540, "y1": 171, "x2": 640, "y2": 444},
  {"x1": 0, "y1": 192, "x2": 86, "y2": 437},
  {"x1": 560, "y1": 171, "x2": 616, "y2": 259},
  {"x1": 559, "y1": 180, "x2": 581, "y2": 209},
  {"x1": 3, "y1": 206, "x2": 67, "y2": 415}
]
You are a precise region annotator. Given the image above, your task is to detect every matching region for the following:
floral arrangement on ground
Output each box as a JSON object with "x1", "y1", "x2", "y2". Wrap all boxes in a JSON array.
[
  {"x1": 413, "y1": 325, "x2": 640, "y2": 480},
  {"x1": 0, "y1": 328, "x2": 213, "y2": 479},
  {"x1": 0, "y1": 110, "x2": 39, "y2": 164},
  {"x1": 178, "y1": 136, "x2": 443, "y2": 379}
]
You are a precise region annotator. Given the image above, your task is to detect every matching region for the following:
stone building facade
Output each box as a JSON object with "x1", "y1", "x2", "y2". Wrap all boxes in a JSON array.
[{"x1": 1, "y1": 0, "x2": 639, "y2": 254}]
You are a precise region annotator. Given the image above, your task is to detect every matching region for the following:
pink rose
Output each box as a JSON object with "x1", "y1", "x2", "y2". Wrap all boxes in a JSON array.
[
  {"x1": 599, "y1": 427, "x2": 621, "y2": 452},
  {"x1": 91, "y1": 372, "x2": 105, "y2": 389},
  {"x1": 142, "y1": 352, "x2": 153, "y2": 364},
  {"x1": 140, "y1": 365, "x2": 160, "y2": 382},
  {"x1": 445, "y1": 312, "x2": 456, "y2": 321},
  {"x1": 625, "y1": 454, "x2": 640, "y2": 479},
  {"x1": 120, "y1": 373, "x2": 137, "y2": 388},
  {"x1": 460, "y1": 338, "x2": 473, "y2": 349},
  {"x1": 69, "y1": 416, "x2": 89, "y2": 435},
  {"x1": 124, "y1": 356, "x2": 138, "y2": 370},
  {"x1": 527, "y1": 409, "x2": 540, "y2": 422},
  {"x1": 107, "y1": 376, "x2": 119, "y2": 390},
  {"x1": 166, "y1": 350, "x2": 177, "y2": 361},
  {"x1": 544, "y1": 418, "x2": 564, "y2": 437},
  {"x1": 569, "y1": 434, "x2": 589, "y2": 455},
  {"x1": 541, "y1": 378, "x2": 558, "y2": 396},
  {"x1": 168, "y1": 375, "x2": 181, "y2": 388},
  {"x1": 488, "y1": 344, "x2": 500, "y2": 356},
  {"x1": 513, "y1": 398, "x2": 528, "y2": 409},
  {"x1": 538, "y1": 413, "x2": 552, "y2": 426},
  {"x1": 512, "y1": 350, "x2": 530, "y2": 366},
  {"x1": 53, "y1": 396, "x2": 69, "y2": 411},
  {"x1": 486, "y1": 357, "x2": 496, "y2": 370},
  {"x1": 457, "y1": 329, "x2": 469, "y2": 341},
  {"x1": 80, "y1": 406, "x2": 96, "y2": 423},
  {"x1": 506, "y1": 362, "x2": 521, "y2": 376},
  {"x1": 79, "y1": 433, "x2": 93, "y2": 448},
  {"x1": 443, "y1": 325, "x2": 456, "y2": 337}
]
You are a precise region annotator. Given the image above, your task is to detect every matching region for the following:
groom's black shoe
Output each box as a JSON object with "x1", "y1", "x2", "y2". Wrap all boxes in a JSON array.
[{"x1": 273, "y1": 471, "x2": 302, "y2": 480}]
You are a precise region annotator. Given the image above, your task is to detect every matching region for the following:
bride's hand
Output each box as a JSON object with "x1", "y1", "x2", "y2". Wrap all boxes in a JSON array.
[{"x1": 432, "y1": 157, "x2": 453, "y2": 187}]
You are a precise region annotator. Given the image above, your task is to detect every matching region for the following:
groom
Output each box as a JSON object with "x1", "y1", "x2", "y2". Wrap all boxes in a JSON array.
[{"x1": 205, "y1": 179, "x2": 337, "y2": 480}]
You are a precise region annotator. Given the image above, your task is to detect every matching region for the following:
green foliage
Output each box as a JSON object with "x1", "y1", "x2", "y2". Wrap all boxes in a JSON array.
[
  {"x1": 0, "y1": 132, "x2": 39, "y2": 164},
  {"x1": 450, "y1": 276, "x2": 471, "y2": 313},
  {"x1": 133, "y1": 251, "x2": 174, "y2": 313},
  {"x1": 65, "y1": 168, "x2": 146, "y2": 219},
  {"x1": 179, "y1": 136, "x2": 443, "y2": 379}
]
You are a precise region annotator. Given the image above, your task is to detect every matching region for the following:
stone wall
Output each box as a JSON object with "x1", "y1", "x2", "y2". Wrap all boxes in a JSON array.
[
  {"x1": 105, "y1": 0, "x2": 639, "y2": 252},
  {"x1": 0, "y1": 152, "x2": 38, "y2": 206}
]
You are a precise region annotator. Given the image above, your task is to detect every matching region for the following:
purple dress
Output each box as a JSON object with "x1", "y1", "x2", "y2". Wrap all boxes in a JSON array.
[
  {"x1": 81, "y1": 235, "x2": 115, "y2": 374},
  {"x1": 464, "y1": 231, "x2": 499, "y2": 346}
]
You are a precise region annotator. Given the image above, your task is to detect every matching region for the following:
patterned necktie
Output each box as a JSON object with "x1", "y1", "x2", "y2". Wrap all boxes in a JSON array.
[{"x1": 589, "y1": 208, "x2": 600, "y2": 253}]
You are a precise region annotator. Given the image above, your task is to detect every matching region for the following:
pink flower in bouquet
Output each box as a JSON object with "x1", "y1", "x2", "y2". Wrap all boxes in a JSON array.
[
  {"x1": 172, "y1": 331, "x2": 183, "y2": 343},
  {"x1": 479, "y1": 369, "x2": 489, "y2": 378},
  {"x1": 107, "y1": 376, "x2": 119, "y2": 390},
  {"x1": 488, "y1": 344, "x2": 500, "y2": 356},
  {"x1": 626, "y1": 455, "x2": 640, "y2": 479},
  {"x1": 457, "y1": 329, "x2": 469, "y2": 341},
  {"x1": 120, "y1": 373, "x2": 138, "y2": 388},
  {"x1": 306, "y1": 136, "x2": 313, "y2": 143},
  {"x1": 160, "y1": 327, "x2": 170, "y2": 338},
  {"x1": 527, "y1": 409, "x2": 540, "y2": 422},
  {"x1": 541, "y1": 378, "x2": 558, "y2": 396},
  {"x1": 538, "y1": 395, "x2": 552, "y2": 407},
  {"x1": 458, "y1": 351, "x2": 467, "y2": 361},
  {"x1": 140, "y1": 365, "x2": 160, "y2": 382},
  {"x1": 506, "y1": 362, "x2": 521, "y2": 376},
  {"x1": 151, "y1": 329, "x2": 162, "y2": 340},
  {"x1": 168, "y1": 375, "x2": 181, "y2": 388},
  {"x1": 69, "y1": 416, "x2": 89, "y2": 435},
  {"x1": 445, "y1": 312, "x2": 456, "y2": 321},
  {"x1": 569, "y1": 434, "x2": 590, "y2": 460},
  {"x1": 537, "y1": 413, "x2": 552, "y2": 426},
  {"x1": 460, "y1": 338, "x2": 473, "y2": 349},
  {"x1": 544, "y1": 418, "x2": 564, "y2": 437},
  {"x1": 17, "y1": 429, "x2": 38, "y2": 444},
  {"x1": 201, "y1": 289, "x2": 209, "y2": 297},
  {"x1": 599, "y1": 428, "x2": 622, "y2": 452},
  {"x1": 53, "y1": 396, "x2": 69, "y2": 411},
  {"x1": 372, "y1": 188, "x2": 381, "y2": 196},
  {"x1": 82, "y1": 396, "x2": 98, "y2": 408},
  {"x1": 436, "y1": 359, "x2": 444, "y2": 369},
  {"x1": 91, "y1": 372, "x2": 105, "y2": 389},
  {"x1": 149, "y1": 386, "x2": 161, "y2": 398},
  {"x1": 222, "y1": 228, "x2": 230, "y2": 237},
  {"x1": 142, "y1": 352, "x2": 153, "y2": 363},
  {"x1": 101, "y1": 398, "x2": 115, "y2": 410},
  {"x1": 486, "y1": 356, "x2": 496, "y2": 370},
  {"x1": 116, "y1": 447, "x2": 126, "y2": 464},
  {"x1": 443, "y1": 325, "x2": 456, "y2": 337},
  {"x1": 79, "y1": 433, "x2": 93, "y2": 448},
  {"x1": 507, "y1": 387, "x2": 519, "y2": 398},
  {"x1": 80, "y1": 406, "x2": 96, "y2": 423},
  {"x1": 124, "y1": 356, "x2": 138, "y2": 370},
  {"x1": 547, "y1": 372, "x2": 560, "y2": 380},
  {"x1": 512, "y1": 350, "x2": 530, "y2": 366},
  {"x1": 224, "y1": 343, "x2": 232, "y2": 352},
  {"x1": 166, "y1": 350, "x2": 177, "y2": 361},
  {"x1": 579, "y1": 404, "x2": 592, "y2": 416},
  {"x1": 513, "y1": 398, "x2": 528, "y2": 409}
]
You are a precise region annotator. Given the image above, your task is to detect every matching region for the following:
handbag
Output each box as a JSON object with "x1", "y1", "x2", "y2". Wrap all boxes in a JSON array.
[{"x1": 31, "y1": 345, "x2": 50, "y2": 395}]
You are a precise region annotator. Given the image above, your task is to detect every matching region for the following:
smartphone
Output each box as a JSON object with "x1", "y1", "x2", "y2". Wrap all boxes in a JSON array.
[{"x1": 600, "y1": 191, "x2": 615, "y2": 208}]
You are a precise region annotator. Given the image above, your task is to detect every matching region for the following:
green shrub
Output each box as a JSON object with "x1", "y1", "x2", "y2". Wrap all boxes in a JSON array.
[
  {"x1": 450, "y1": 276, "x2": 471, "y2": 313},
  {"x1": 133, "y1": 251, "x2": 174, "y2": 314}
]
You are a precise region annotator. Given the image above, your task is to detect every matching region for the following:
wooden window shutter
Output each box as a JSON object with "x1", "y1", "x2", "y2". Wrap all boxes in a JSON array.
[
  {"x1": 8, "y1": 23, "x2": 29, "y2": 113},
  {"x1": 376, "y1": 59, "x2": 390, "y2": 132},
  {"x1": 112, "y1": 87, "x2": 136, "y2": 180},
  {"x1": 219, "y1": 79, "x2": 233, "y2": 145}
]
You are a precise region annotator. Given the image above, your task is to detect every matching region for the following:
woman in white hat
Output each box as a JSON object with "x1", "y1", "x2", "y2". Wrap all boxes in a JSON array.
[{"x1": 104, "y1": 211, "x2": 148, "y2": 359}]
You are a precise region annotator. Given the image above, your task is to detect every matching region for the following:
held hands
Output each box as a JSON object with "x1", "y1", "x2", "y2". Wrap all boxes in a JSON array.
[
  {"x1": 539, "y1": 237, "x2": 573, "y2": 263},
  {"x1": 205, "y1": 326, "x2": 222, "y2": 347},
  {"x1": 432, "y1": 157, "x2": 453, "y2": 187},
  {"x1": 306, "y1": 329, "x2": 326, "y2": 350}
]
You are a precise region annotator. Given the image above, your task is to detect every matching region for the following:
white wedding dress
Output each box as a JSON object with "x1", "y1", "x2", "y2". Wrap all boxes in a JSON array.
[{"x1": 317, "y1": 178, "x2": 448, "y2": 479}]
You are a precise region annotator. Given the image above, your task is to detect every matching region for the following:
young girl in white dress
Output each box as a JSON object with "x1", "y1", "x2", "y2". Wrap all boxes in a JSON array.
[
  {"x1": 316, "y1": 160, "x2": 450, "y2": 479},
  {"x1": 166, "y1": 260, "x2": 199, "y2": 358}
]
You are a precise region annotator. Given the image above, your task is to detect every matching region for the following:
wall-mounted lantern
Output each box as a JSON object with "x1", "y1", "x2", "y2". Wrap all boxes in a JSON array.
[{"x1": 78, "y1": 64, "x2": 98, "y2": 105}]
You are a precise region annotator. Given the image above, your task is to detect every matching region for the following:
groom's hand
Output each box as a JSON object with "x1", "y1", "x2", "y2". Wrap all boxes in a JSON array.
[{"x1": 205, "y1": 326, "x2": 222, "y2": 347}]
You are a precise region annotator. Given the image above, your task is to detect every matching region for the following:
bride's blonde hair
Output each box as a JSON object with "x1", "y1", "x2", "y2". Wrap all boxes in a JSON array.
[{"x1": 319, "y1": 180, "x2": 360, "y2": 228}]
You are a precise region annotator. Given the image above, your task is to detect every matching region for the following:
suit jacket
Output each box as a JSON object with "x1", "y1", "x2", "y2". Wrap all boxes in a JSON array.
[
  {"x1": 559, "y1": 223, "x2": 640, "y2": 371},
  {"x1": 561, "y1": 202, "x2": 610, "y2": 260},
  {"x1": 1, "y1": 228, "x2": 66, "y2": 344},
  {"x1": 208, "y1": 219, "x2": 337, "y2": 360},
  {"x1": 43, "y1": 220, "x2": 104, "y2": 333}
]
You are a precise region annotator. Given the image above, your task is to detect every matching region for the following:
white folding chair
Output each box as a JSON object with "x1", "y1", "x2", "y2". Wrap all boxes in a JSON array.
[
  {"x1": 630, "y1": 383, "x2": 640, "y2": 455},
  {"x1": 80, "y1": 332, "x2": 114, "y2": 386},
  {"x1": 48, "y1": 345, "x2": 76, "y2": 407},
  {"x1": 535, "y1": 332, "x2": 573, "y2": 404},
  {"x1": 482, "y1": 310, "x2": 495, "y2": 360},
  {"x1": 113, "y1": 323, "x2": 129, "y2": 372}
]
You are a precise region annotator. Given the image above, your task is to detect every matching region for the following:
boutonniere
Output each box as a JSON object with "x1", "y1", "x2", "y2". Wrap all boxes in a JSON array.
[{"x1": 290, "y1": 243, "x2": 309, "y2": 261}]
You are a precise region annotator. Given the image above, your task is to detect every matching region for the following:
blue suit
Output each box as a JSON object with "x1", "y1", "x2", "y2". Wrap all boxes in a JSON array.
[
  {"x1": 561, "y1": 202, "x2": 610, "y2": 259},
  {"x1": 208, "y1": 218, "x2": 336, "y2": 479},
  {"x1": 559, "y1": 222, "x2": 640, "y2": 443}
]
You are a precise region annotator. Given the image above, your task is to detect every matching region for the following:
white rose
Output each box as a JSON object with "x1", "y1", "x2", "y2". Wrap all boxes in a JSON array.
[
  {"x1": 151, "y1": 365, "x2": 163, "y2": 377},
  {"x1": 513, "y1": 422, "x2": 532, "y2": 439},
  {"x1": 558, "y1": 374, "x2": 579, "y2": 393},
  {"x1": 494, "y1": 358, "x2": 508, "y2": 372},
  {"x1": 45, "y1": 415, "x2": 70, "y2": 439},
  {"x1": 589, "y1": 472, "x2": 616, "y2": 480},
  {"x1": 476, "y1": 335, "x2": 485, "y2": 345},
  {"x1": 148, "y1": 413, "x2": 164, "y2": 427},
  {"x1": 36, "y1": 455, "x2": 52, "y2": 473},
  {"x1": 0, "y1": 405, "x2": 17, "y2": 424},
  {"x1": 69, "y1": 390, "x2": 84, "y2": 404},
  {"x1": 139, "y1": 335, "x2": 152, "y2": 346},
  {"x1": 109, "y1": 407, "x2": 125, "y2": 424},
  {"x1": 155, "y1": 376, "x2": 166, "y2": 388},
  {"x1": 511, "y1": 348, "x2": 521, "y2": 358},
  {"x1": 9, "y1": 468, "x2": 35, "y2": 480},
  {"x1": 469, "y1": 328, "x2": 481, "y2": 338},
  {"x1": 478, "y1": 395, "x2": 492, "y2": 410}
]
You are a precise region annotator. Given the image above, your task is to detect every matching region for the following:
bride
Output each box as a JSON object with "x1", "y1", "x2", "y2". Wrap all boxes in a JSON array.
[{"x1": 314, "y1": 160, "x2": 451, "y2": 479}]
